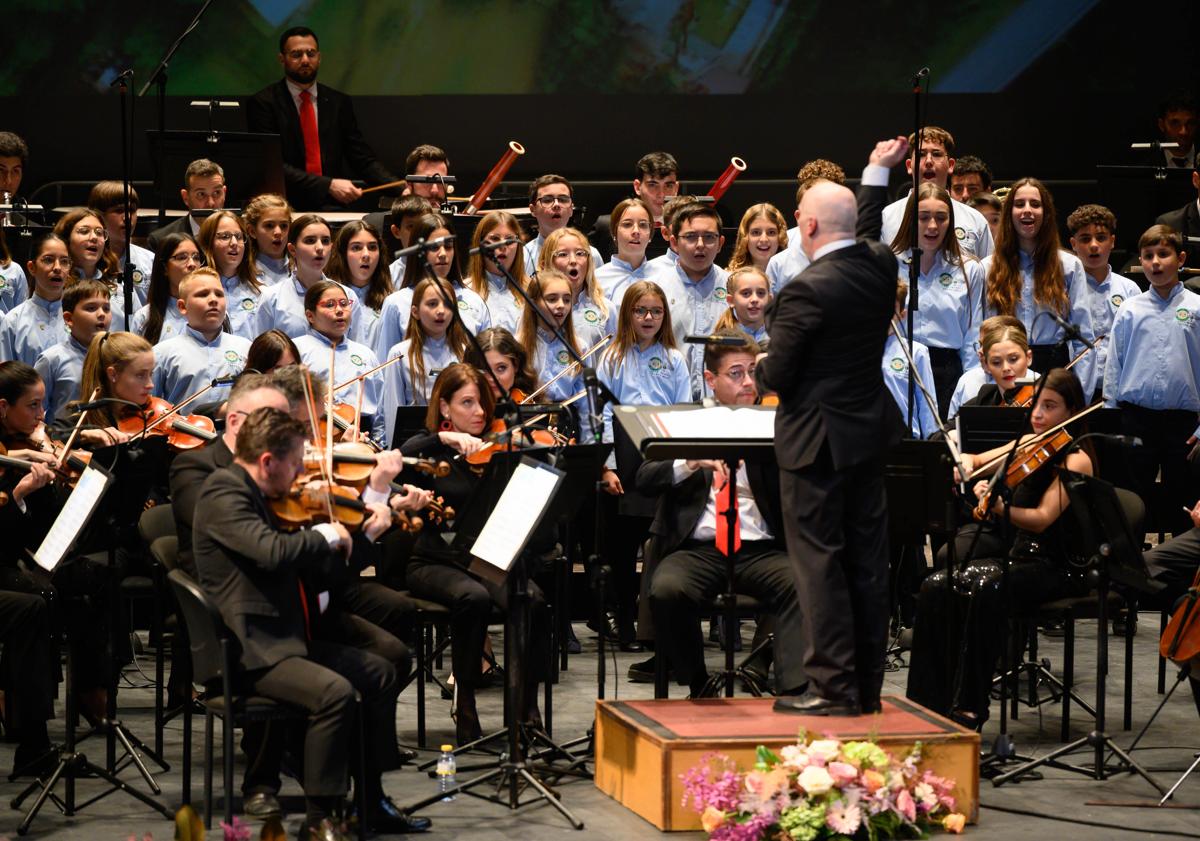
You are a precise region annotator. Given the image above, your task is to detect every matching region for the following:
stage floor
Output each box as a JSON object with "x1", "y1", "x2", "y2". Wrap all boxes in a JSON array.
[{"x1": 1, "y1": 617, "x2": 1197, "y2": 839}]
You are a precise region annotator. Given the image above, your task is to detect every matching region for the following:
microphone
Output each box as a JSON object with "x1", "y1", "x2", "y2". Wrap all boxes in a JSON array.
[
  {"x1": 211, "y1": 374, "x2": 238, "y2": 386},
  {"x1": 1048, "y1": 313, "x2": 1095, "y2": 350},
  {"x1": 392, "y1": 235, "x2": 457, "y2": 260},
  {"x1": 910, "y1": 66, "x2": 930, "y2": 86},
  {"x1": 467, "y1": 237, "x2": 521, "y2": 257},
  {"x1": 685, "y1": 334, "x2": 747, "y2": 346},
  {"x1": 404, "y1": 174, "x2": 458, "y2": 184}
]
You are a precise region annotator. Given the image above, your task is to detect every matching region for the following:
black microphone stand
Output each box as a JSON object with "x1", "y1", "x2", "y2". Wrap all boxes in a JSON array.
[
  {"x1": 112, "y1": 69, "x2": 136, "y2": 328},
  {"x1": 905, "y1": 66, "x2": 929, "y2": 434},
  {"x1": 138, "y1": 0, "x2": 215, "y2": 229}
]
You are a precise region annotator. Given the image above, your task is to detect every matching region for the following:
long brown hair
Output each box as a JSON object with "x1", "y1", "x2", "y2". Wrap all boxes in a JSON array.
[
  {"x1": 398, "y1": 213, "x2": 462, "y2": 290},
  {"x1": 54, "y1": 208, "x2": 119, "y2": 286},
  {"x1": 986, "y1": 177, "x2": 1068, "y2": 318},
  {"x1": 466, "y1": 210, "x2": 528, "y2": 303},
  {"x1": 405, "y1": 276, "x2": 469, "y2": 392},
  {"x1": 242, "y1": 193, "x2": 293, "y2": 267},
  {"x1": 425, "y1": 362, "x2": 495, "y2": 433},
  {"x1": 198, "y1": 210, "x2": 262, "y2": 294},
  {"x1": 603, "y1": 280, "x2": 676, "y2": 376},
  {"x1": 889, "y1": 182, "x2": 965, "y2": 267},
  {"x1": 327, "y1": 220, "x2": 393, "y2": 311},
  {"x1": 463, "y1": 326, "x2": 538, "y2": 395},
  {"x1": 519, "y1": 269, "x2": 581, "y2": 367}
]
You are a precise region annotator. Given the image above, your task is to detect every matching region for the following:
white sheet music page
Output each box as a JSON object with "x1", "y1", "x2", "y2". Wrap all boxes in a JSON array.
[
  {"x1": 33, "y1": 465, "x2": 112, "y2": 572},
  {"x1": 470, "y1": 461, "x2": 561, "y2": 572},
  {"x1": 653, "y1": 406, "x2": 774, "y2": 439}
]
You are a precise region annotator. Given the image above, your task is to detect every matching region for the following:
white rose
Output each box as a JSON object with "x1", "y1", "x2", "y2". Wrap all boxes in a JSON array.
[
  {"x1": 797, "y1": 764, "x2": 835, "y2": 796},
  {"x1": 808, "y1": 739, "x2": 842, "y2": 763}
]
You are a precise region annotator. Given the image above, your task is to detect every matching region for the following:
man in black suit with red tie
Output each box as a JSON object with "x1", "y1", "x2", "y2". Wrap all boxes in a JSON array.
[
  {"x1": 246, "y1": 27, "x2": 400, "y2": 210},
  {"x1": 757, "y1": 137, "x2": 910, "y2": 717}
]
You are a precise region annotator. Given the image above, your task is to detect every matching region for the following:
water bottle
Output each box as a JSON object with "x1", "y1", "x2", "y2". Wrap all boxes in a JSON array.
[{"x1": 436, "y1": 744, "x2": 456, "y2": 801}]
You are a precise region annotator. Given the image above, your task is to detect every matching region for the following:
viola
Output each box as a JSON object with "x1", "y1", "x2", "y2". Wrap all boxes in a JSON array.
[
  {"x1": 973, "y1": 428, "x2": 1072, "y2": 521},
  {"x1": 120, "y1": 396, "x2": 217, "y2": 451},
  {"x1": 1160, "y1": 567, "x2": 1200, "y2": 669}
]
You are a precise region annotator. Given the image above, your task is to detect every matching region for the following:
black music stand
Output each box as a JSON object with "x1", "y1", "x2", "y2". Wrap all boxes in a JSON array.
[
  {"x1": 616, "y1": 403, "x2": 776, "y2": 699},
  {"x1": 1097, "y1": 165, "x2": 1195, "y2": 269},
  {"x1": 389, "y1": 407, "x2": 430, "y2": 450},
  {"x1": 993, "y1": 471, "x2": 1165, "y2": 793},
  {"x1": 403, "y1": 455, "x2": 586, "y2": 830},
  {"x1": 12, "y1": 442, "x2": 175, "y2": 834},
  {"x1": 956, "y1": 405, "x2": 1028, "y2": 454},
  {"x1": 145, "y1": 130, "x2": 284, "y2": 210}
]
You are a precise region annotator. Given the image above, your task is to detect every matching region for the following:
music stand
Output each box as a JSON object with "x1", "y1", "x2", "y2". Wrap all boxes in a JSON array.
[
  {"x1": 389, "y1": 407, "x2": 430, "y2": 450},
  {"x1": 993, "y1": 470, "x2": 1165, "y2": 793},
  {"x1": 145, "y1": 130, "x2": 284, "y2": 210},
  {"x1": 403, "y1": 455, "x2": 586, "y2": 830},
  {"x1": 1097, "y1": 164, "x2": 1195, "y2": 269},
  {"x1": 956, "y1": 405, "x2": 1028, "y2": 454}
]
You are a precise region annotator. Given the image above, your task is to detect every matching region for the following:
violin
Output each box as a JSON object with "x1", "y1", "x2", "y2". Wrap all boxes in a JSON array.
[
  {"x1": 1160, "y1": 567, "x2": 1200, "y2": 670},
  {"x1": 317, "y1": 402, "x2": 387, "y2": 452},
  {"x1": 270, "y1": 478, "x2": 422, "y2": 534},
  {"x1": 120, "y1": 396, "x2": 217, "y2": 451},
  {"x1": 973, "y1": 428, "x2": 1072, "y2": 521},
  {"x1": 9, "y1": 425, "x2": 93, "y2": 487},
  {"x1": 304, "y1": 441, "x2": 450, "y2": 489},
  {"x1": 464, "y1": 426, "x2": 557, "y2": 469}
]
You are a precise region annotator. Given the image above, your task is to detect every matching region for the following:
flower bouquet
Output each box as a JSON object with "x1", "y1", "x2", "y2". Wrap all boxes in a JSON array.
[{"x1": 680, "y1": 733, "x2": 966, "y2": 840}]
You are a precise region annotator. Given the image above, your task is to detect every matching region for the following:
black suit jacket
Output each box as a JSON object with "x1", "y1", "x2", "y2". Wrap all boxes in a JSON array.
[
  {"x1": 170, "y1": 437, "x2": 234, "y2": 578},
  {"x1": 635, "y1": 457, "x2": 784, "y2": 556},
  {"x1": 756, "y1": 183, "x2": 902, "y2": 471},
  {"x1": 1157, "y1": 200, "x2": 1200, "y2": 271},
  {"x1": 146, "y1": 215, "x2": 194, "y2": 254},
  {"x1": 193, "y1": 464, "x2": 338, "y2": 672},
  {"x1": 245, "y1": 79, "x2": 399, "y2": 210}
]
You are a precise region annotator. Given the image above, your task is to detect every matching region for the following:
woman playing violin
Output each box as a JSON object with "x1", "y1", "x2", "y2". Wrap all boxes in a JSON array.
[
  {"x1": 399, "y1": 362, "x2": 551, "y2": 744},
  {"x1": 907, "y1": 368, "x2": 1094, "y2": 728},
  {"x1": 71, "y1": 331, "x2": 155, "y2": 448}
]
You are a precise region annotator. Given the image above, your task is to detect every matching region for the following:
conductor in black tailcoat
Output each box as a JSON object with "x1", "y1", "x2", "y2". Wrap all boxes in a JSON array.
[
  {"x1": 756, "y1": 137, "x2": 910, "y2": 716},
  {"x1": 246, "y1": 27, "x2": 400, "y2": 211}
]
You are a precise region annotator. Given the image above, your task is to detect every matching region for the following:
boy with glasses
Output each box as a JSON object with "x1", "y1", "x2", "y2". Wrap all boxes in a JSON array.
[{"x1": 523, "y1": 174, "x2": 603, "y2": 274}]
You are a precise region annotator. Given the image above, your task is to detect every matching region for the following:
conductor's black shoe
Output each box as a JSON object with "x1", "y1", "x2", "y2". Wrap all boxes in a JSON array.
[
  {"x1": 773, "y1": 692, "x2": 861, "y2": 717},
  {"x1": 352, "y1": 796, "x2": 431, "y2": 833},
  {"x1": 243, "y1": 791, "x2": 282, "y2": 818},
  {"x1": 1113, "y1": 609, "x2": 1138, "y2": 638},
  {"x1": 628, "y1": 655, "x2": 664, "y2": 683}
]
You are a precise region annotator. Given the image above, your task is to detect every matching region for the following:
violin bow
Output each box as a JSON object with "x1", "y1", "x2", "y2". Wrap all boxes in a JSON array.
[
  {"x1": 334, "y1": 353, "x2": 404, "y2": 392},
  {"x1": 57, "y1": 387, "x2": 98, "y2": 469},
  {"x1": 302, "y1": 367, "x2": 336, "y2": 522},
  {"x1": 522, "y1": 333, "x2": 612, "y2": 404},
  {"x1": 353, "y1": 379, "x2": 365, "y2": 445},
  {"x1": 966, "y1": 400, "x2": 1105, "y2": 482}
]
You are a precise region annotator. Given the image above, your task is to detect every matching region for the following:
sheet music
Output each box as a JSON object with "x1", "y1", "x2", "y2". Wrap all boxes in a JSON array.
[
  {"x1": 651, "y1": 406, "x2": 775, "y2": 439},
  {"x1": 33, "y1": 465, "x2": 112, "y2": 572},
  {"x1": 470, "y1": 461, "x2": 562, "y2": 572}
]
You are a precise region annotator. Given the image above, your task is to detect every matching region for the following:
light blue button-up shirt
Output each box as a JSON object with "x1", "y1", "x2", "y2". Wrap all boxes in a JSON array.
[
  {"x1": 255, "y1": 255, "x2": 290, "y2": 287},
  {"x1": 119, "y1": 243, "x2": 154, "y2": 308},
  {"x1": 0, "y1": 260, "x2": 29, "y2": 315},
  {"x1": 371, "y1": 281, "x2": 489, "y2": 361},
  {"x1": 35, "y1": 335, "x2": 90, "y2": 422},
  {"x1": 596, "y1": 257, "x2": 653, "y2": 301},
  {"x1": 644, "y1": 261, "x2": 730, "y2": 400},
  {"x1": 387, "y1": 254, "x2": 407, "y2": 284},
  {"x1": 765, "y1": 243, "x2": 811, "y2": 296},
  {"x1": 572, "y1": 291, "x2": 616, "y2": 349},
  {"x1": 1082, "y1": 268, "x2": 1142, "y2": 382},
  {"x1": 1, "y1": 294, "x2": 65, "y2": 364},
  {"x1": 152, "y1": 326, "x2": 250, "y2": 405},
  {"x1": 130, "y1": 299, "x2": 188, "y2": 344},
  {"x1": 882, "y1": 333, "x2": 939, "y2": 438},
  {"x1": 295, "y1": 329, "x2": 387, "y2": 444},
  {"x1": 982, "y1": 250, "x2": 1097, "y2": 394},
  {"x1": 347, "y1": 282, "x2": 382, "y2": 349},
  {"x1": 882, "y1": 195, "x2": 994, "y2": 259},
  {"x1": 221, "y1": 275, "x2": 261, "y2": 341},
  {"x1": 598, "y1": 341, "x2": 691, "y2": 465},
  {"x1": 256, "y1": 275, "x2": 365, "y2": 344},
  {"x1": 896, "y1": 250, "x2": 986, "y2": 370},
  {"x1": 480, "y1": 272, "x2": 524, "y2": 333},
  {"x1": 1104, "y1": 283, "x2": 1200, "y2": 412},
  {"x1": 523, "y1": 233, "x2": 604, "y2": 277},
  {"x1": 379, "y1": 334, "x2": 460, "y2": 445}
]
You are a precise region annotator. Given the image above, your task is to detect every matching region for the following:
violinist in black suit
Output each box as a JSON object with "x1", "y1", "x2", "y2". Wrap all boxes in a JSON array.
[
  {"x1": 246, "y1": 27, "x2": 400, "y2": 211},
  {"x1": 192, "y1": 407, "x2": 429, "y2": 839},
  {"x1": 756, "y1": 137, "x2": 910, "y2": 716},
  {"x1": 641, "y1": 331, "x2": 806, "y2": 697}
]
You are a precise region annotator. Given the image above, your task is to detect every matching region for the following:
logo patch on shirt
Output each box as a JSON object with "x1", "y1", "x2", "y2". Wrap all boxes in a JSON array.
[
  {"x1": 889, "y1": 357, "x2": 905, "y2": 373},
  {"x1": 714, "y1": 287, "x2": 727, "y2": 301},
  {"x1": 954, "y1": 227, "x2": 966, "y2": 240},
  {"x1": 938, "y1": 273, "x2": 954, "y2": 288},
  {"x1": 224, "y1": 350, "x2": 241, "y2": 363},
  {"x1": 584, "y1": 309, "x2": 600, "y2": 324},
  {"x1": 556, "y1": 350, "x2": 570, "y2": 365},
  {"x1": 458, "y1": 300, "x2": 469, "y2": 311},
  {"x1": 1111, "y1": 294, "x2": 1125, "y2": 308},
  {"x1": 240, "y1": 298, "x2": 255, "y2": 311},
  {"x1": 350, "y1": 354, "x2": 364, "y2": 367},
  {"x1": 648, "y1": 356, "x2": 664, "y2": 372},
  {"x1": 0, "y1": 279, "x2": 8, "y2": 291},
  {"x1": 133, "y1": 269, "x2": 145, "y2": 286},
  {"x1": 1177, "y1": 307, "x2": 1197, "y2": 328}
]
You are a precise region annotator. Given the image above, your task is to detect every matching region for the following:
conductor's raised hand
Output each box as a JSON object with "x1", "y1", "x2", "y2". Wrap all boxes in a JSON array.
[{"x1": 869, "y1": 136, "x2": 911, "y2": 170}]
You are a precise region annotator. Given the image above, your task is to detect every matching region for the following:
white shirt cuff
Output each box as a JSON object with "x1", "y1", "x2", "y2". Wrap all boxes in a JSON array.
[
  {"x1": 361, "y1": 485, "x2": 390, "y2": 506},
  {"x1": 861, "y1": 164, "x2": 890, "y2": 188},
  {"x1": 672, "y1": 459, "x2": 697, "y2": 485},
  {"x1": 312, "y1": 522, "x2": 341, "y2": 547}
]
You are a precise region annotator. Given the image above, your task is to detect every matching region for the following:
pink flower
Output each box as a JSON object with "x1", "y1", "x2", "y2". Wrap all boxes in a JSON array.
[
  {"x1": 701, "y1": 806, "x2": 727, "y2": 833},
  {"x1": 913, "y1": 781, "x2": 939, "y2": 812},
  {"x1": 779, "y1": 744, "x2": 811, "y2": 771},
  {"x1": 896, "y1": 788, "x2": 917, "y2": 823},
  {"x1": 825, "y1": 800, "x2": 863, "y2": 835},
  {"x1": 797, "y1": 765, "x2": 835, "y2": 795},
  {"x1": 827, "y1": 761, "x2": 858, "y2": 785},
  {"x1": 943, "y1": 812, "x2": 967, "y2": 833},
  {"x1": 808, "y1": 739, "x2": 841, "y2": 764}
]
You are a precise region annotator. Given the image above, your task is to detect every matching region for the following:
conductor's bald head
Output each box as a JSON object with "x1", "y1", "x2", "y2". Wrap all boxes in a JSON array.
[{"x1": 797, "y1": 180, "x2": 857, "y2": 260}]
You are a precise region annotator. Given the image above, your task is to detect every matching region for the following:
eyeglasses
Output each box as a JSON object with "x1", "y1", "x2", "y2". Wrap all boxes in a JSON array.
[
  {"x1": 678, "y1": 232, "x2": 719, "y2": 245},
  {"x1": 535, "y1": 195, "x2": 572, "y2": 207},
  {"x1": 552, "y1": 249, "x2": 589, "y2": 261},
  {"x1": 37, "y1": 255, "x2": 72, "y2": 268},
  {"x1": 214, "y1": 231, "x2": 245, "y2": 243},
  {"x1": 169, "y1": 251, "x2": 203, "y2": 264},
  {"x1": 75, "y1": 226, "x2": 108, "y2": 240},
  {"x1": 722, "y1": 366, "x2": 754, "y2": 382},
  {"x1": 633, "y1": 306, "x2": 664, "y2": 319},
  {"x1": 316, "y1": 298, "x2": 353, "y2": 311}
]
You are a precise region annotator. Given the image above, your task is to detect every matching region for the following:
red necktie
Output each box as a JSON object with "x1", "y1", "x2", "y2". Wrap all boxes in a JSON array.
[
  {"x1": 714, "y1": 465, "x2": 741, "y2": 555},
  {"x1": 299, "y1": 90, "x2": 322, "y2": 176}
]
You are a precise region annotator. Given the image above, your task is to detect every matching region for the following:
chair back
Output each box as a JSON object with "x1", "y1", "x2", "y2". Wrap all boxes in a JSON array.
[
  {"x1": 150, "y1": 535, "x2": 180, "y2": 573},
  {"x1": 167, "y1": 569, "x2": 232, "y2": 687},
  {"x1": 139, "y1": 503, "x2": 176, "y2": 546}
]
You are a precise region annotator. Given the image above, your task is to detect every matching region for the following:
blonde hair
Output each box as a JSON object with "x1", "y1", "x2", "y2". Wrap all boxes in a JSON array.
[
  {"x1": 198, "y1": 210, "x2": 262, "y2": 294},
  {"x1": 714, "y1": 266, "x2": 770, "y2": 332},
  {"x1": 77, "y1": 331, "x2": 153, "y2": 427},
  {"x1": 538, "y1": 227, "x2": 609, "y2": 324},
  {"x1": 466, "y1": 210, "x2": 528, "y2": 304},
  {"x1": 177, "y1": 265, "x2": 221, "y2": 299},
  {"x1": 603, "y1": 280, "x2": 676, "y2": 376},
  {"x1": 725, "y1": 204, "x2": 789, "y2": 271}
]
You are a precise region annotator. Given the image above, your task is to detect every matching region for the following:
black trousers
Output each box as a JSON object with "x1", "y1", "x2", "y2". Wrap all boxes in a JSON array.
[
  {"x1": 1145, "y1": 526, "x2": 1200, "y2": 602},
  {"x1": 927, "y1": 346, "x2": 963, "y2": 422},
  {"x1": 246, "y1": 641, "x2": 397, "y2": 800},
  {"x1": 648, "y1": 539, "x2": 806, "y2": 692},
  {"x1": 0, "y1": 589, "x2": 55, "y2": 745},
  {"x1": 780, "y1": 455, "x2": 890, "y2": 706},
  {"x1": 907, "y1": 555, "x2": 1079, "y2": 720},
  {"x1": 1120, "y1": 403, "x2": 1197, "y2": 536},
  {"x1": 339, "y1": 579, "x2": 418, "y2": 650},
  {"x1": 600, "y1": 506, "x2": 652, "y2": 640},
  {"x1": 406, "y1": 558, "x2": 549, "y2": 699}
]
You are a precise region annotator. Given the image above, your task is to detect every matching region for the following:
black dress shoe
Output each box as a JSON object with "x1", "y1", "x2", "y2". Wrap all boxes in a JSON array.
[
  {"x1": 397, "y1": 746, "x2": 419, "y2": 765},
  {"x1": 773, "y1": 692, "x2": 861, "y2": 717},
  {"x1": 365, "y1": 796, "x2": 432, "y2": 833},
  {"x1": 627, "y1": 655, "x2": 661, "y2": 683},
  {"x1": 299, "y1": 817, "x2": 350, "y2": 841},
  {"x1": 243, "y1": 790, "x2": 282, "y2": 818},
  {"x1": 619, "y1": 639, "x2": 645, "y2": 653}
]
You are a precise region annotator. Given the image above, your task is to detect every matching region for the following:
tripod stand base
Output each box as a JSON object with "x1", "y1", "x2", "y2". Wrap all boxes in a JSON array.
[{"x1": 992, "y1": 729, "x2": 1167, "y2": 794}]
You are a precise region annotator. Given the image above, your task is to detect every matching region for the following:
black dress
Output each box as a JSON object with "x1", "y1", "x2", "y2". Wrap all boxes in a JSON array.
[{"x1": 906, "y1": 447, "x2": 1086, "y2": 721}]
